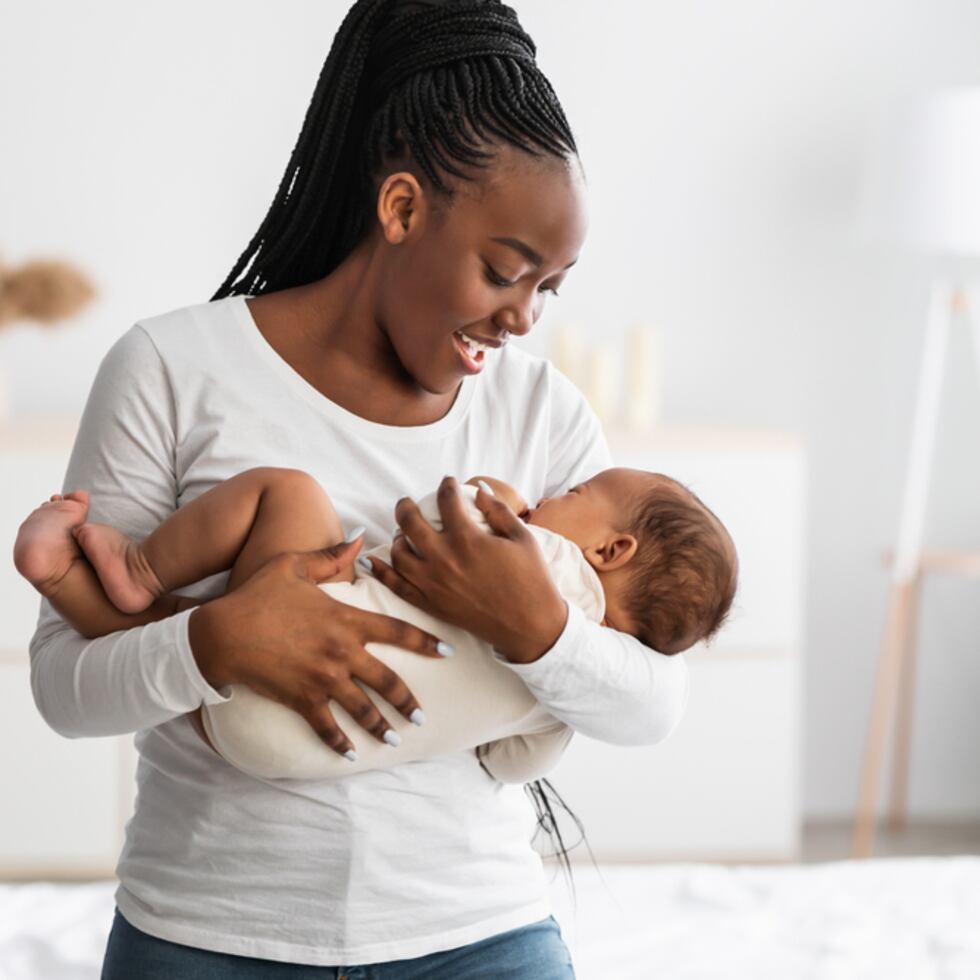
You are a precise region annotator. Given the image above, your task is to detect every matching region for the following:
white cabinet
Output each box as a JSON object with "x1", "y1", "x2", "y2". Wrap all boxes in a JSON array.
[
  {"x1": 0, "y1": 422, "x2": 805, "y2": 876},
  {"x1": 548, "y1": 429, "x2": 806, "y2": 862},
  {"x1": 0, "y1": 421, "x2": 139, "y2": 878}
]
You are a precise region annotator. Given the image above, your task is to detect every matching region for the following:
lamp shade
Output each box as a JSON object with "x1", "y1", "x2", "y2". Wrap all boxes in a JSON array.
[{"x1": 857, "y1": 86, "x2": 980, "y2": 257}]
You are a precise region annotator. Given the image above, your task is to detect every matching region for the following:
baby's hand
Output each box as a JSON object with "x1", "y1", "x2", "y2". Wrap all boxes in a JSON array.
[{"x1": 464, "y1": 476, "x2": 529, "y2": 519}]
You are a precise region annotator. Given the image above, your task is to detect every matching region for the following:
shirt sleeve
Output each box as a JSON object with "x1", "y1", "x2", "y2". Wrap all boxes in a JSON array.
[
  {"x1": 28, "y1": 323, "x2": 233, "y2": 740},
  {"x1": 476, "y1": 717, "x2": 575, "y2": 784},
  {"x1": 489, "y1": 364, "x2": 691, "y2": 747}
]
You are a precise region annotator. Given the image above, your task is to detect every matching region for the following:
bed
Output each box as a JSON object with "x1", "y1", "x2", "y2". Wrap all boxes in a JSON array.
[{"x1": 2, "y1": 857, "x2": 978, "y2": 979}]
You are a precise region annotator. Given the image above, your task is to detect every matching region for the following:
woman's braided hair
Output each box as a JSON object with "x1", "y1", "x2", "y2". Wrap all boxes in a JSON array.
[
  {"x1": 211, "y1": 0, "x2": 579, "y2": 299},
  {"x1": 212, "y1": 0, "x2": 589, "y2": 894}
]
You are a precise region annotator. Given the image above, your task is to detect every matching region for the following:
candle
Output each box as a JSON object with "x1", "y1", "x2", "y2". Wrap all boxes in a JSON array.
[
  {"x1": 549, "y1": 321, "x2": 586, "y2": 387},
  {"x1": 584, "y1": 344, "x2": 615, "y2": 425},
  {"x1": 624, "y1": 322, "x2": 661, "y2": 434}
]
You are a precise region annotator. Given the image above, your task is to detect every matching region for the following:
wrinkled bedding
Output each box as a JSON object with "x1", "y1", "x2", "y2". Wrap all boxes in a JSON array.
[{"x1": 2, "y1": 857, "x2": 978, "y2": 979}]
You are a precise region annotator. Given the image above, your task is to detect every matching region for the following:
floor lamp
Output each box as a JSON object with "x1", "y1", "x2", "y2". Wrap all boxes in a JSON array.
[{"x1": 852, "y1": 87, "x2": 980, "y2": 859}]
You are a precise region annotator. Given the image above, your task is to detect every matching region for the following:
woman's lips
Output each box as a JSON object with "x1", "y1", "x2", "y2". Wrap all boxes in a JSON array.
[{"x1": 451, "y1": 331, "x2": 485, "y2": 375}]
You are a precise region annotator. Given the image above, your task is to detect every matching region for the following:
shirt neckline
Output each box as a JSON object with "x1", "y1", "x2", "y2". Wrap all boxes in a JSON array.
[{"x1": 230, "y1": 293, "x2": 476, "y2": 441}]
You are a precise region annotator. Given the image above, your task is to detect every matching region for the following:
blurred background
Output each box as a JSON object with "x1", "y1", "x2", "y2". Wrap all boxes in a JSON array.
[{"x1": 2, "y1": 1, "x2": 979, "y2": 976}]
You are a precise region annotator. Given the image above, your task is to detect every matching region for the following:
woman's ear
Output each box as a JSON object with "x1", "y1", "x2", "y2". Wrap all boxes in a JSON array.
[
  {"x1": 584, "y1": 532, "x2": 638, "y2": 572},
  {"x1": 376, "y1": 171, "x2": 424, "y2": 242}
]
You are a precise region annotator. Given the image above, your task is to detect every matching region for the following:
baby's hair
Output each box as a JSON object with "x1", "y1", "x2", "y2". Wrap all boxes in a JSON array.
[{"x1": 621, "y1": 475, "x2": 738, "y2": 656}]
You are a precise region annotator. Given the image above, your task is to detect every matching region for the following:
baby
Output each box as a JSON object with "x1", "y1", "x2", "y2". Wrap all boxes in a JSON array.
[{"x1": 15, "y1": 466, "x2": 738, "y2": 783}]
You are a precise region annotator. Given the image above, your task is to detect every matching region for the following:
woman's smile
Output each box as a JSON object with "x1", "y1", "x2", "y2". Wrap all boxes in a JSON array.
[{"x1": 450, "y1": 330, "x2": 488, "y2": 374}]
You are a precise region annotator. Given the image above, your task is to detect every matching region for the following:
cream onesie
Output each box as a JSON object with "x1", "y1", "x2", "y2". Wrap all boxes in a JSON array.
[{"x1": 201, "y1": 484, "x2": 605, "y2": 784}]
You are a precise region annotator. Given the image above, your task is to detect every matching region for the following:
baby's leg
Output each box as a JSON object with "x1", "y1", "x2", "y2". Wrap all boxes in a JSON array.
[
  {"x1": 73, "y1": 466, "x2": 354, "y2": 615},
  {"x1": 16, "y1": 468, "x2": 353, "y2": 641},
  {"x1": 215, "y1": 467, "x2": 355, "y2": 592},
  {"x1": 14, "y1": 491, "x2": 187, "y2": 638}
]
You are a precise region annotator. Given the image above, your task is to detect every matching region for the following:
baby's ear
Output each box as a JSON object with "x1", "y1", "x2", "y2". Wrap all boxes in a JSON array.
[{"x1": 584, "y1": 532, "x2": 638, "y2": 571}]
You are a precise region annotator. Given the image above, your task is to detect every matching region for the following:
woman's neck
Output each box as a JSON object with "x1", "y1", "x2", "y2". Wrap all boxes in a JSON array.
[{"x1": 245, "y1": 247, "x2": 460, "y2": 427}]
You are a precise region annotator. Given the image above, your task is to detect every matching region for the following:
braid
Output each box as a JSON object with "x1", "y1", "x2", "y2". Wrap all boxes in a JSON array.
[
  {"x1": 211, "y1": 0, "x2": 589, "y2": 904},
  {"x1": 211, "y1": 0, "x2": 578, "y2": 299}
]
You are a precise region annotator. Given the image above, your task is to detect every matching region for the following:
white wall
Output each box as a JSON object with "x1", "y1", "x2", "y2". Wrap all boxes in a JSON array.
[{"x1": 2, "y1": 0, "x2": 979, "y2": 820}]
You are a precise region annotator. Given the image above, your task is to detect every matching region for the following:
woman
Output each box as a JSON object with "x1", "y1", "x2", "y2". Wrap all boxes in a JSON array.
[{"x1": 29, "y1": 0, "x2": 689, "y2": 975}]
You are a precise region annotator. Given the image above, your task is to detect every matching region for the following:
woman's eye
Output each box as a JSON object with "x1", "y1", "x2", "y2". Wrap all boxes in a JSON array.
[
  {"x1": 484, "y1": 264, "x2": 515, "y2": 287},
  {"x1": 484, "y1": 264, "x2": 560, "y2": 297}
]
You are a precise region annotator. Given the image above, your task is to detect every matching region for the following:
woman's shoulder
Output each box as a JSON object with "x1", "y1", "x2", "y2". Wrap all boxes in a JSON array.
[
  {"x1": 486, "y1": 340, "x2": 582, "y2": 404},
  {"x1": 133, "y1": 295, "x2": 243, "y2": 357}
]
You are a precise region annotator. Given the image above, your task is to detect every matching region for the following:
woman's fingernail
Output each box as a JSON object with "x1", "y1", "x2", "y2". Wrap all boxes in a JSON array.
[
  {"x1": 409, "y1": 708, "x2": 426, "y2": 726},
  {"x1": 344, "y1": 525, "x2": 366, "y2": 543},
  {"x1": 356, "y1": 555, "x2": 372, "y2": 572},
  {"x1": 436, "y1": 641, "x2": 455, "y2": 657},
  {"x1": 344, "y1": 749, "x2": 357, "y2": 762},
  {"x1": 477, "y1": 480, "x2": 494, "y2": 496},
  {"x1": 383, "y1": 729, "x2": 401, "y2": 747}
]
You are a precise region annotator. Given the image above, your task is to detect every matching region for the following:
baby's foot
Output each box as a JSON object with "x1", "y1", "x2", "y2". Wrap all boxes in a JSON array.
[
  {"x1": 73, "y1": 520, "x2": 166, "y2": 614},
  {"x1": 14, "y1": 492, "x2": 90, "y2": 595}
]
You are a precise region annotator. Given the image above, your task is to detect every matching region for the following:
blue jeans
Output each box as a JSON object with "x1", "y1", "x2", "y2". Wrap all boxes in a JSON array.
[{"x1": 100, "y1": 907, "x2": 576, "y2": 979}]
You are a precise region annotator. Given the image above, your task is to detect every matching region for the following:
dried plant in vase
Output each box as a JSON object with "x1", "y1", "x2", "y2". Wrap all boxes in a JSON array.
[
  {"x1": 0, "y1": 255, "x2": 96, "y2": 423},
  {"x1": 0, "y1": 257, "x2": 96, "y2": 327}
]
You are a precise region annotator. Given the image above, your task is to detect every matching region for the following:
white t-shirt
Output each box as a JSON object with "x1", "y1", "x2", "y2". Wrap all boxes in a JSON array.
[
  {"x1": 200, "y1": 484, "x2": 608, "y2": 784},
  {"x1": 28, "y1": 294, "x2": 690, "y2": 965}
]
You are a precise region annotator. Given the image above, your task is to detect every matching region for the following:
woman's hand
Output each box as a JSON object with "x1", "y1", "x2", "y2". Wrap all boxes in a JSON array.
[
  {"x1": 187, "y1": 539, "x2": 453, "y2": 758},
  {"x1": 364, "y1": 477, "x2": 568, "y2": 664}
]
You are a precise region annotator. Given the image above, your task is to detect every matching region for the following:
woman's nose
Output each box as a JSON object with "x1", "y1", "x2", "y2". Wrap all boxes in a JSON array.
[{"x1": 497, "y1": 292, "x2": 538, "y2": 337}]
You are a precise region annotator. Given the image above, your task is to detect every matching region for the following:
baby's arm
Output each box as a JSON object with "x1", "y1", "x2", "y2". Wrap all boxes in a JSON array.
[
  {"x1": 464, "y1": 475, "x2": 529, "y2": 518},
  {"x1": 476, "y1": 718, "x2": 575, "y2": 784}
]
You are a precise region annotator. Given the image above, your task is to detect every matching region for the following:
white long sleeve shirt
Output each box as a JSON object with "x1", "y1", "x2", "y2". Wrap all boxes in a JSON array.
[{"x1": 28, "y1": 294, "x2": 690, "y2": 965}]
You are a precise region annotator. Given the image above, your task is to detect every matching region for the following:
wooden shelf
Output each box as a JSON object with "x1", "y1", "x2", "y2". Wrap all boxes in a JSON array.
[
  {"x1": 882, "y1": 549, "x2": 980, "y2": 576},
  {"x1": 0, "y1": 416, "x2": 79, "y2": 449},
  {"x1": 607, "y1": 426, "x2": 804, "y2": 452}
]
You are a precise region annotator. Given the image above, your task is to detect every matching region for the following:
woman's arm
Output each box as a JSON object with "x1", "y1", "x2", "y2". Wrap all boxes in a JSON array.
[
  {"x1": 29, "y1": 325, "x2": 234, "y2": 738},
  {"x1": 31, "y1": 323, "x2": 448, "y2": 750},
  {"x1": 489, "y1": 368, "x2": 690, "y2": 745},
  {"x1": 367, "y1": 365, "x2": 690, "y2": 748}
]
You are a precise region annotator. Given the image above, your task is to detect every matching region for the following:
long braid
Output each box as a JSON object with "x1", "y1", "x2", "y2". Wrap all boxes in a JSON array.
[
  {"x1": 212, "y1": 0, "x2": 578, "y2": 299},
  {"x1": 213, "y1": 0, "x2": 591, "y2": 902}
]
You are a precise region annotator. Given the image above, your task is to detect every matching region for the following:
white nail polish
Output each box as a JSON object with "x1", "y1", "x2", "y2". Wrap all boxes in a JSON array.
[
  {"x1": 409, "y1": 708, "x2": 426, "y2": 726},
  {"x1": 344, "y1": 749, "x2": 357, "y2": 762},
  {"x1": 344, "y1": 525, "x2": 366, "y2": 543},
  {"x1": 383, "y1": 729, "x2": 401, "y2": 747},
  {"x1": 437, "y1": 641, "x2": 455, "y2": 657},
  {"x1": 477, "y1": 480, "x2": 494, "y2": 496},
  {"x1": 356, "y1": 555, "x2": 372, "y2": 572}
]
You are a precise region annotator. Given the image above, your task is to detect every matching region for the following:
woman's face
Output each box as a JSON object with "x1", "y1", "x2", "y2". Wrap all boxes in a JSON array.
[{"x1": 375, "y1": 145, "x2": 589, "y2": 394}]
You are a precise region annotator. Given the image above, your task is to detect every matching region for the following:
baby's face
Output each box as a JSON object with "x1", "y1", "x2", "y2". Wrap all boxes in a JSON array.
[{"x1": 525, "y1": 467, "x2": 654, "y2": 546}]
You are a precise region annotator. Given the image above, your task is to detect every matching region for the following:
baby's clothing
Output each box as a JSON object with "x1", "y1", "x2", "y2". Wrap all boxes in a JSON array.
[{"x1": 201, "y1": 484, "x2": 606, "y2": 784}]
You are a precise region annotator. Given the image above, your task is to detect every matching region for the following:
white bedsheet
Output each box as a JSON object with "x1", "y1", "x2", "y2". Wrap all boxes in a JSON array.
[{"x1": 1, "y1": 857, "x2": 978, "y2": 979}]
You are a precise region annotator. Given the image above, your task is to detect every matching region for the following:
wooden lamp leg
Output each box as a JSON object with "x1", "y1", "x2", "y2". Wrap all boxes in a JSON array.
[
  {"x1": 887, "y1": 568, "x2": 922, "y2": 832},
  {"x1": 851, "y1": 279, "x2": 954, "y2": 859},
  {"x1": 853, "y1": 578, "x2": 914, "y2": 857}
]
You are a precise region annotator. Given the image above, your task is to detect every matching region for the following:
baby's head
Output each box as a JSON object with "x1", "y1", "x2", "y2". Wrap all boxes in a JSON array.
[{"x1": 526, "y1": 468, "x2": 738, "y2": 655}]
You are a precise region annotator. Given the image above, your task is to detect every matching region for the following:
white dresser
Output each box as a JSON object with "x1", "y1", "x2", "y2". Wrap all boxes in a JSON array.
[
  {"x1": 549, "y1": 429, "x2": 806, "y2": 862},
  {"x1": 0, "y1": 420, "x2": 138, "y2": 878},
  {"x1": 0, "y1": 422, "x2": 805, "y2": 877}
]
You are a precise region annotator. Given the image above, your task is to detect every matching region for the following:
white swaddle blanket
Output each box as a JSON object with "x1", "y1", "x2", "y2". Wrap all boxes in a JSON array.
[{"x1": 201, "y1": 484, "x2": 606, "y2": 783}]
